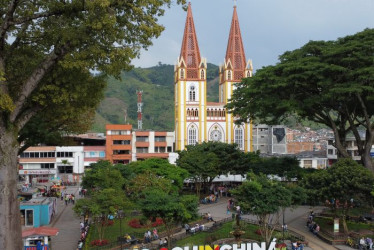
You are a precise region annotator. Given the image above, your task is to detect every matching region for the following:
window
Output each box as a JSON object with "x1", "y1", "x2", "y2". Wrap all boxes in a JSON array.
[
  {"x1": 188, "y1": 126, "x2": 197, "y2": 145},
  {"x1": 159, "y1": 147, "x2": 165, "y2": 153},
  {"x1": 328, "y1": 149, "x2": 334, "y2": 155},
  {"x1": 113, "y1": 140, "x2": 131, "y2": 145},
  {"x1": 136, "y1": 147, "x2": 148, "y2": 153},
  {"x1": 303, "y1": 160, "x2": 313, "y2": 168},
  {"x1": 99, "y1": 151, "x2": 105, "y2": 157},
  {"x1": 227, "y1": 71, "x2": 232, "y2": 80},
  {"x1": 155, "y1": 136, "x2": 166, "y2": 142},
  {"x1": 136, "y1": 136, "x2": 149, "y2": 142},
  {"x1": 234, "y1": 127, "x2": 244, "y2": 150},
  {"x1": 113, "y1": 150, "x2": 130, "y2": 155},
  {"x1": 41, "y1": 163, "x2": 54, "y2": 169},
  {"x1": 200, "y1": 69, "x2": 205, "y2": 79},
  {"x1": 111, "y1": 130, "x2": 130, "y2": 135},
  {"x1": 180, "y1": 69, "x2": 185, "y2": 79},
  {"x1": 189, "y1": 86, "x2": 196, "y2": 101},
  {"x1": 58, "y1": 165, "x2": 73, "y2": 173},
  {"x1": 167, "y1": 146, "x2": 172, "y2": 152},
  {"x1": 21, "y1": 209, "x2": 34, "y2": 226},
  {"x1": 56, "y1": 152, "x2": 73, "y2": 157}
]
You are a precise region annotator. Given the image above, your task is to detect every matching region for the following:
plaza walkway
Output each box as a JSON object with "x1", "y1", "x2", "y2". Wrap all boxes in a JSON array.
[{"x1": 47, "y1": 190, "x2": 355, "y2": 250}]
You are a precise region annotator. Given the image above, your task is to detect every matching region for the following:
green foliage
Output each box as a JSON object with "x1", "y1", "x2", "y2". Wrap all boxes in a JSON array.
[
  {"x1": 301, "y1": 158, "x2": 374, "y2": 207},
  {"x1": 118, "y1": 158, "x2": 189, "y2": 192},
  {"x1": 249, "y1": 156, "x2": 303, "y2": 179},
  {"x1": 82, "y1": 160, "x2": 125, "y2": 191},
  {"x1": 228, "y1": 29, "x2": 374, "y2": 170},
  {"x1": 233, "y1": 174, "x2": 293, "y2": 215},
  {"x1": 232, "y1": 173, "x2": 294, "y2": 244}
]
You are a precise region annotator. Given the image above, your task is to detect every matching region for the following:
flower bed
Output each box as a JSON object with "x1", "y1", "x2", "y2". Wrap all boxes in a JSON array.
[{"x1": 128, "y1": 217, "x2": 163, "y2": 228}]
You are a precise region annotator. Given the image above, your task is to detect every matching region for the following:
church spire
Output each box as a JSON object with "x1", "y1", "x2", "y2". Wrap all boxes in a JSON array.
[
  {"x1": 225, "y1": 6, "x2": 247, "y2": 81},
  {"x1": 179, "y1": 2, "x2": 202, "y2": 80}
]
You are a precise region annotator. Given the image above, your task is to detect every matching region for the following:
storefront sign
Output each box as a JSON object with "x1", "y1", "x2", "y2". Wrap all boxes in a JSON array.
[
  {"x1": 137, "y1": 241, "x2": 277, "y2": 250},
  {"x1": 19, "y1": 170, "x2": 56, "y2": 175}
]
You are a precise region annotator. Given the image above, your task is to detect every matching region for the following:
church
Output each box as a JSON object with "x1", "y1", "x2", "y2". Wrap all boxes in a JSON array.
[{"x1": 174, "y1": 3, "x2": 253, "y2": 152}]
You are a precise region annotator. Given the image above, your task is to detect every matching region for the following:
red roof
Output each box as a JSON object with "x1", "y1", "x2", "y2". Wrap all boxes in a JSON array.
[
  {"x1": 22, "y1": 227, "x2": 59, "y2": 238},
  {"x1": 225, "y1": 6, "x2": 247, "y2": 81},
  {"x1": 179, "y1": 2, "x2": 202, "y2": 80}
]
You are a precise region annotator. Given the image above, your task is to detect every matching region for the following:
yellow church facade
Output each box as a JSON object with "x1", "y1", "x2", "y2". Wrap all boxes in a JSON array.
[{"x1": 174, "y1": 3, "x2": 253, "y2": 152}]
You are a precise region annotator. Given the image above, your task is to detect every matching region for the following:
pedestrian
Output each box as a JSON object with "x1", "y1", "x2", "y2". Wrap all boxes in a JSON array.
[
  {"x1": 77, "y1": 241, "x2": 83, "y2": 250},
  {"x1": 367, "y1": 237, "x2": 373, "y2": 250},
  {"x1": 226, "y1": 204, "x2": 230, "y2": 214},
  {"x1": 359, "y1": 237, "x2": 367, "y2": 250},
  {"x1": 153, "y1": 228, "x2": 158, "y2": 240},
  {"x1": 80, "y1": 221, "x2": 84, "y2": 232},
  {"x1": 65, "y1": 194, "x2": 68, "y2": 205},
  {"x1": 61, "y1": 191, "x2": 64, "y2": 201},
  {"x1": 72, "y1": 194, "x2": 75, "y2": 205},
  {"x1": 147, "y1": 230, "x2": 151, "y2": 241},
  {"x1": 78, "y1": 186, "x2": 82, "y2": 196}
]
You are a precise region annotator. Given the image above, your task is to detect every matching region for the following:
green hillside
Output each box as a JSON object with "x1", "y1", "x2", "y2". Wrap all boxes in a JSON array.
[{"x1": 92, "y1": 63, "x2": 219, "y2": 132}]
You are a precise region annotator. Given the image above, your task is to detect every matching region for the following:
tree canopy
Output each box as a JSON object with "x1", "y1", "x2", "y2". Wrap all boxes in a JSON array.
[
  {"x1": 0, "y1": 1, "x2": 186, "y2": 247},
  {"x1": 176, "y1": 141, "x2": 257, "y2": 195},
  {"x1": 231, "y1": 174, "x2": 295, "y2": 245},
  {"x1": 227, "y1": 29, "x2": 374, "y2": 172},
  {"x1": 140, "y1": 189, "x2": 198, "y2": 249},
  {"x1": 301, "y1": 158, "x2": 374, "y2": 232}
]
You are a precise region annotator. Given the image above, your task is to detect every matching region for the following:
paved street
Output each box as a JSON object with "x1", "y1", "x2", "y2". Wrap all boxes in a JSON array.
[
  {"x1": 199, "y1": 197, "x2": 355, "y2": 250},
  {"x1": 49, "y1": 186, "x2": 81, "y2": 250}
]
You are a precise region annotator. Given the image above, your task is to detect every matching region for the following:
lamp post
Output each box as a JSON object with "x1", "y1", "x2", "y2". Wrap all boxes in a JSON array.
[{"x1": 118, "y1": 210, "x2": 124, "y2": 250}]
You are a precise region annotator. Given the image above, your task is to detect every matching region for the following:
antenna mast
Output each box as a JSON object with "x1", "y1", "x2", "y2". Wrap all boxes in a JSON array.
[{"x1": 136, "y1": 90, "x2": 143, "y2": 130}]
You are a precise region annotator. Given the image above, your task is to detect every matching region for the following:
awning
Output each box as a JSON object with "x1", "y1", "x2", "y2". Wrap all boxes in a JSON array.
[{"x1": 22, "y1": 227, "x2": 59, "y2": 238}]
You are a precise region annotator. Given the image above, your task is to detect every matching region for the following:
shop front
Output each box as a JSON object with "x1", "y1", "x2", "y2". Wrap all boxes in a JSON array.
[{"x1": 19, "y1": 169, "x2": 57, "y2": 185}]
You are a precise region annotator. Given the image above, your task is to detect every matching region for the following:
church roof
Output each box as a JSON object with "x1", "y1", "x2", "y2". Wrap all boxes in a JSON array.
[
  {"x1": 179, "y1": 3, "x2": 201, "y2": 80},
  {"x1": 225, "y1": 6, "x2": 246, "y2": 81}
]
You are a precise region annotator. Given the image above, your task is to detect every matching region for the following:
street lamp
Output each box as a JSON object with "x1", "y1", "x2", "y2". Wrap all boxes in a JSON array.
[{"x1": 118, "y1": 210, "x2": 124, "y2": 250}]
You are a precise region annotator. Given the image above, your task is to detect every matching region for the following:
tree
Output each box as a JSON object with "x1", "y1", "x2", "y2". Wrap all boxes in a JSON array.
[
  {"x1": 301, "y1": 158, "x2": 374, "y2": 233},
  {"x1": 0, "y1": 1, "x2": 186, "y2": 246},
  {"x1": 140, "y1": 189, "x2": 198, "y2": 249},
  {"x1": 177, "y1": 141, "x2": 254, "y2": 195},
  {"x1": 74, "y1": 188, "x2": 127, "y2": 242},
  {"x1": 231, "y1": 174, "x2": 293, "y2": 245},
  {"x1": 117, "y1": 158, "x2": 189, "y2": 193},
  {"x1": 249, "y1": 156, "x2": 303, "y2": 180},
  {"x1": 227, "y1": 29, "x2": 374, "y2": 172},
  {"x1": 82, "y1": 160, "x2": 125, "y2": 192}
]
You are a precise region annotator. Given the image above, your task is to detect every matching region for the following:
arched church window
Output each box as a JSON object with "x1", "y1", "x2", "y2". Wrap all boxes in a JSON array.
[
  {"x1": 247, "y1": 70, "x2": 251, "y2": 77},
  {"x1": 234, "y1": 127, "x2": 244, "y2": 150},
  {"x1": 189, "y1": 86, "x2": 196, "y2": 101},
  {"x1": 195, "y1": 109, "x2": 199, "y2": 117},
  {"x1": 227, "y1": 71, "x2": 232, "y2": 81},
  {"x1": 200, "y1": 69, "x2": 205, "y2": 79},
  {"x1": 188, "y1": 126, "x2": 197, "y2": 145},
  {"x1": 187, "y1": 109, "x2": 190, "y2": 117}
]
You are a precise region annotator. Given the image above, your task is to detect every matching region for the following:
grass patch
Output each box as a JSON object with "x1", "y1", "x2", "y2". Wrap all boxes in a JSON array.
[{"x1": 175, "y1": 222, "x2": 262, "y2": 246}]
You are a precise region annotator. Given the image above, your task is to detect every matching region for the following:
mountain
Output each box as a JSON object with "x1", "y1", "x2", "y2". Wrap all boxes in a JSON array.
[{"x1": 92, "y1": 63, "x2": 219, "y2": 132}]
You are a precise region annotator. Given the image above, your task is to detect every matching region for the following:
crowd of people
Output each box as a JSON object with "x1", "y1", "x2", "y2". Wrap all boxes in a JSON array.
[
  {"x1": 359, "y1": 236, "x2": 373, "y2": 250},
  {"x1": 291, "y1": 241, "x2": 304, "y2": 250},
  {"x1": 61, "y1": 191, "x2": 75, "y2": 205},
  {"x1": 77, "y1": 221, "x2": 89, "y2": 250},
  {"x1": 143, "y1": 228, "x2": 158, "y2": 243},
  {"x1": 306, "y1": 211, "x2": 320, "y2": 236}
]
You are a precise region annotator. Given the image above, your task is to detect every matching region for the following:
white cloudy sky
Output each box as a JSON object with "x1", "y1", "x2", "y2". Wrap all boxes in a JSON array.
[{"x1": 132, "y1": 0, "x2": 374, "y2": 71}]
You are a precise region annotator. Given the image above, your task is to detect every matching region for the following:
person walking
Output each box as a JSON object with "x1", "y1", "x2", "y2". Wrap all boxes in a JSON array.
[{"x1": 64, "y1": 194, "x2": 68, "y2": 205}]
